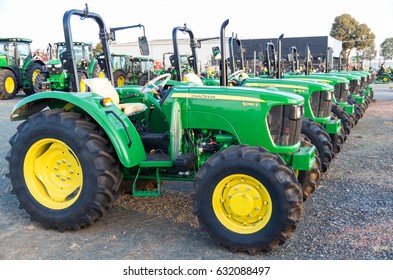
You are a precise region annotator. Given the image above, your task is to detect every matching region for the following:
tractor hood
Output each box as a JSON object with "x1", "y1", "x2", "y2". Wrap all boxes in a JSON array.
[
  {"x1": 242, "y1": 78, "x2": 334, "y2": 97},
  {"x1": 47, "y1": 59, "x2": 62, "y2": 66},
  {"x1": 169, "y1": 84, "x2": 304, "y2": 106},
  {"x1": 283, "y1": 74, "x2": 349, "y2": 86}
]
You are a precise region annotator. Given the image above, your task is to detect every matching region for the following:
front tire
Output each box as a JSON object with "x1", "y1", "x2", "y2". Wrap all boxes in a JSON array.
[
  {"x1": 298, "y1": 134, "x2": 321, "y2": 201},
  {"x1": 7, "y1": 109, "x2": 122, "y2": 231},
  {"x1": 331, "y1": 103, "x2": 352, "y2": 137},
  {"x1": 301, "y1": 119, "x2": 333, "y2": 173},
  {"x1": 192, "y1": 145, "x2": 303, "y2": 253}
]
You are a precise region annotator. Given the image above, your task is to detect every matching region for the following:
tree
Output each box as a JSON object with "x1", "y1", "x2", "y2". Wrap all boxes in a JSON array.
[
  {"x1": 362, "y1": 44, "x2": 377, "y2": 68},
  {"x1": 330, "y1": 14, "x2": 358, "y2": 68},
  {"x1": 93, "y1": 42, "x2": 103, "y2": 56},
  {"x1": 355, "y1": 24, "x2": 375, "y2": 51},
  {"x1": 330, "y1": 14, "x2": 375, "y2": 69},
  {"x1": 380, "y1": 38, "x2": 393, "y2": 61}
]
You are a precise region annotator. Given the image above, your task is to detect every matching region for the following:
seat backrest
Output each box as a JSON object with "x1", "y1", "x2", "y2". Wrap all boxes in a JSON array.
[
  {"x1": 83, "y1": 78, "x2": 120, "y2": 104},
  {"x1": 183, "y1": 73, "x2": 204, "y2": 85}
]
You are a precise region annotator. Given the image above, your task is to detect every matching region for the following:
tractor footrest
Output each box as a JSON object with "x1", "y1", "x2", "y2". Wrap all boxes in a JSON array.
[
  {"x1": 133, "y1": 189, "x2": 160, "y2": 197},
  {"x1": 132, "y1": 167, "x2": 161, "y2": 197}
]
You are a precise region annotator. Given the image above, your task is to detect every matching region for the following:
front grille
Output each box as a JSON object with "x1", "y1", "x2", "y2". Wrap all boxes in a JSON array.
[
  {"x1": 334, "y1": 83, "x2": 349, "y2": 103},
  {"x1": 349, "y1": 80, "x2": 360, "y2": 94},
  {"x1": 268, "y1": 105, "x2": 302, "y2": 146},
  {"x1": 49, "y1": 65, "x2": 63, "y2": 75},
  {"x1": 310, "y1": 91, "x2": 332, "y2": 118}
]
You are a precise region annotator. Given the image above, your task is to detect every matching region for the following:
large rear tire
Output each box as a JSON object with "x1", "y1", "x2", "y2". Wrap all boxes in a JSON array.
[
  {"x1": 192, "y1": 145, "x2": 303, "y2": 253},
  {"x1": 7, "y1": 109, "x2": 122, "y2": 231},
  {"x1": 138, "y1": 74, "x2": 151, "y2": 86},
  {"x1": 33, "y1": 73, "x2": 47, "y2": 93},
  {"x1": 92, "y1": 63, "x2": 105, "y2": 78},
  {"x1": 24, "y1": 63, "x2": 43, "y2": 96},
  {"x1": 113, "y1": 70, "x2": 127, "y2": 87},
  {"x1": 0, "y1": 69, "x2": 18, "y2": 99},
  {"x1": 78, "y1": 72, "x2": 89, "y2": 92}
]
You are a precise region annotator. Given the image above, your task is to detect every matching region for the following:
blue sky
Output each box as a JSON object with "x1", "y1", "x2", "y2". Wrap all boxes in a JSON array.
[{"x1": 1, "y1": 0, "x2": 392, "y2": 54}]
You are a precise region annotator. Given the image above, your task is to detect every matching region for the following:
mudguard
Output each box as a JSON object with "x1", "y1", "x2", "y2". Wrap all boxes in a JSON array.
[{"x1": 10, "y1": 92, "x2": 146, "y2": 168}]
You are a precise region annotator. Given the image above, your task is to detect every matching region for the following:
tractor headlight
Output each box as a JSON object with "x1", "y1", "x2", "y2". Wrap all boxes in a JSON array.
[
  {"x1": 49, "y1": 63, "x2": 63, "y2": 74},
  {"x1": 324, "y1": 91, "x2": 332, "y2": 101},
  {"x1": 289, "y1": 104, "x2": 303, "y2": 120}
]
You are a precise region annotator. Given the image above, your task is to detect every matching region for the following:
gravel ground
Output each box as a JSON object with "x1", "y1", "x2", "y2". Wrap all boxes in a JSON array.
[{"x1": 0, "y1": 83, "x2": 392, "y2": 260}]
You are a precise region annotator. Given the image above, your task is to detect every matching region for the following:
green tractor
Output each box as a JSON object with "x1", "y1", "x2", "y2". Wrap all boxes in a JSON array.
[
  {"x1": 339, "y1": 70, "x2": 373, "y2": 104},
  {"x1": 108, "y1": 24, "x2": 155, "y2": 87},
  {"x1": 36, "y1": 41, "x2": 104, "y2": 92},
  {"x1": 111, "y1": 54, "x2": 155, "y2": 87},
  {"x1": 328, "y1": 72, "x2": 366, "y2": 115},
  {"x1": 6, "y1": 9, "x2": 316, "y2": 253},
  {"x1": 0, "y1": 37, "x2": 45, "y2": 99},
  {"x1": 283, "y1": 45, "x2": 356, "y2": 131},
  {"x1": 168, "y1": 24, "x2": 320, "y2": 198},
  {"x1": 212, "y1": 35, "x2": 341, "y2": 173}
]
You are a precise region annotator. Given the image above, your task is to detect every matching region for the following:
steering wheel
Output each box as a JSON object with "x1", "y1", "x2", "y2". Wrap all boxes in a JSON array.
[
  {"x1": 141, "y1": 73, "x2": 171, "y2": 94},
  {"x1": 228, "y1": 69, "x2": 246, "y2": 81}
]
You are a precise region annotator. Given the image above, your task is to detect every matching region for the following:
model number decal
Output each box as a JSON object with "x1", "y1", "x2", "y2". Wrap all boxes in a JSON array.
[{"x1": 242, "y1": 102, "x2": 259, "y2": 107}]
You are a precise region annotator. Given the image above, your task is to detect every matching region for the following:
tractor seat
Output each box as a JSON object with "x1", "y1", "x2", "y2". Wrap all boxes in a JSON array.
[
  {"x1": 183, "y1": 73, "x2": 204, "y2": 85},
  {"x1": 83, "y1": 78, "x2": 147, "y2": 116}
]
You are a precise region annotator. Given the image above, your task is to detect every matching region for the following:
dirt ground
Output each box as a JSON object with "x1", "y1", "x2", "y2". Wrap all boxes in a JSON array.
[{"x1": 0, "y1": 83, "x2": 392, "y2": 261}]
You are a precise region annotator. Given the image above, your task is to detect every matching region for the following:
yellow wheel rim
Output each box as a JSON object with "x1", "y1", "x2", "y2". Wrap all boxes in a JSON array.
[
  {"x1": 212, "y1": 174, "x2": 272, "y2": 234},
  {"x1": 98, "y1": 71, "x2": 106, "y2": 78},
  {"x1": 117, "y1": 76, "x2": 125, "y2": 86},
  {"x1": 31, "y1": 69, "x2": 40, "y2": 85},
  {"x1": 5, "y1": 76, "x2": 15, "y2": 93},
  {"x1": 80, "y1": 78, "x2": 87, "y2": 92},
  {"x1": 24, "y1": 138, "x2": 83, "y2": 210}
]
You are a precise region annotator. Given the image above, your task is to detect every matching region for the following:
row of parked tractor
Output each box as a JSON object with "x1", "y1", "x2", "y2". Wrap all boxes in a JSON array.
[{"x1": 5, "y1": 6, "x2": 374, "y2": 254}]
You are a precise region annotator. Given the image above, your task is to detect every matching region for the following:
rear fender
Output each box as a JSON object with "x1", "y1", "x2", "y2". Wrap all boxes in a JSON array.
[{"x1": 10, "y1": 92, "x2": 146, "y2": 168}]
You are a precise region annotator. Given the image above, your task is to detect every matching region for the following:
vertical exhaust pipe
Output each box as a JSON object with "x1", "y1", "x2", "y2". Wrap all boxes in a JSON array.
[
  {"x1": 220, "y1": 19, "x2": 229, "y2": 86},
  {"x1": 277, "y1": 34, "x2": 284, "y2": 79}
]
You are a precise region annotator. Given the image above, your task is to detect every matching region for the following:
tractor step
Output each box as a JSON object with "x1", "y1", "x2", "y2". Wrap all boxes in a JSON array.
[{"x1": 132, "y1": 167, "x2": 161, "y2": 197}]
